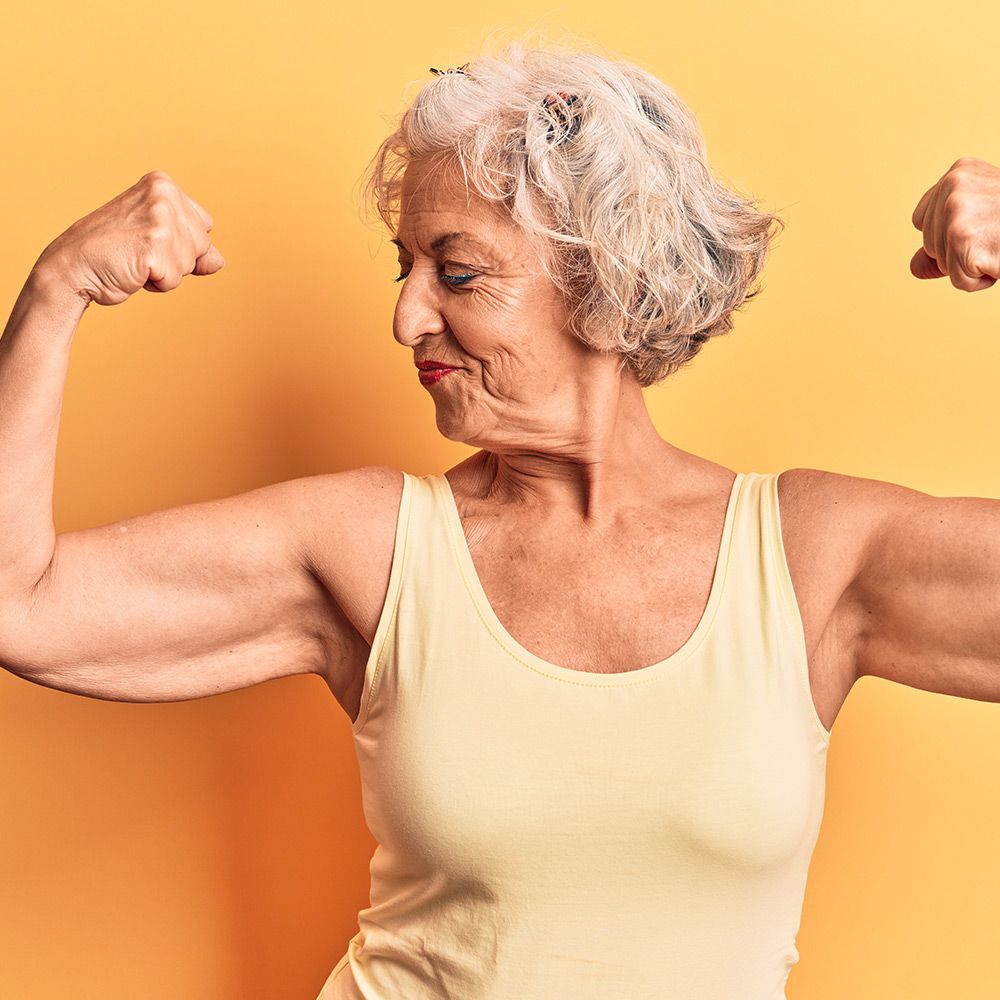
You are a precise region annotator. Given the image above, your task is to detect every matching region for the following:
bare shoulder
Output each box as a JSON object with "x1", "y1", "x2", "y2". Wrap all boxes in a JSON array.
[
  {"x1": 775, "y1": 466, "x2": 929, "y2": 682},
  {"x1": 775, "y1": 466, "x2": 927, "y2": 553},
  {"x1": 297, "y1": 464, "x2": 406, "y2": 642},
  {"x1": 297, "y1": 463, "x2": 404, "y2": 541}
]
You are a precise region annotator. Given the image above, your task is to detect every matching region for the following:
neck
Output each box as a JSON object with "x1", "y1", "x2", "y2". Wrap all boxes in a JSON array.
[{"x1": 465, "y1": 376, "x2": 693, "y2": 523}]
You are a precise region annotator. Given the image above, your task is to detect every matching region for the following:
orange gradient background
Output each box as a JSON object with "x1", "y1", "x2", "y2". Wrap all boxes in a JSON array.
[{"x1": 2, "y1": 3, "x2": 1000, "y2": 998}]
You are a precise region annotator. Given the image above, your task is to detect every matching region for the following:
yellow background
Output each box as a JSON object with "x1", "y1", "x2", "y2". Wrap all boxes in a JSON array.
[{"x1": 2, "y1": 2, "x2": 1000, "y2": 997}]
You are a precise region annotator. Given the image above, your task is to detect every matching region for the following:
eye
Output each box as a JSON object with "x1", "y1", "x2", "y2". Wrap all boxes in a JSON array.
[
  {"x1": 392, "y1": 270, "x2": 477, "y2": 286},
  {"x1": 441, "y1": 272, "x2": 476, "y2": 286}
]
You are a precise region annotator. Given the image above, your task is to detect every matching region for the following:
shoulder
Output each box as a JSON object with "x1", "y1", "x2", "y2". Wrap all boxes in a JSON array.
[
  {"x1": 295, "y1": 464, "x2": 405, "y2": 517},
  {"x1": 297, "y1": 464, "x2": 407, "y2": 549},
  {"x1": 286, "y1": 465, "x2": 409, "y2": 643},
  {"x1": 775, "y1": 466, "x2": 928, "y2": 544},
  {"x1": 311, "y1": 463, "x2": 405, "y2": 501},
  {"x1": 768, "y1": 468, "x2": 934, "y2": 692},
  {"x1": 774, "y1": 465, "x2": 931, "y2": 611},
  {"x1": 288, "y1": 464, "x2": 406, "y2": 582}
]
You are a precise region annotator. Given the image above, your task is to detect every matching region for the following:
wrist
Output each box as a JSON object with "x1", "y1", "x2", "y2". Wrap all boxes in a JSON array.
[
  {"x1": 23, "y1": 260, "x2": 91, "y2": 319},
  {"x1": 1, "y1": 265, "x2": 88, "y2": 346}
]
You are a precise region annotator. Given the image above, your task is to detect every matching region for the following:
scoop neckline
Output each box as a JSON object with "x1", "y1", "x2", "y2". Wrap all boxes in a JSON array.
[{"x1": 431, "y1": 469, "x2": 745, "y2": 686}]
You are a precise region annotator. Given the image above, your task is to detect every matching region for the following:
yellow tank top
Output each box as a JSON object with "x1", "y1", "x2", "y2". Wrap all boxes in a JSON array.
[{"x1": 317, "y1": 469, "x2": 831, "y2": 1000}]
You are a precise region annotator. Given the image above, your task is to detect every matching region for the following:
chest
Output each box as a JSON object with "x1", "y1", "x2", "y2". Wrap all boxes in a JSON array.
[
  {"x1": 335, "y1": 471, "x2": 854, "y2": 736},
  {"x1": 462, "y1": 515, "x2": 726, "y2": 674}
]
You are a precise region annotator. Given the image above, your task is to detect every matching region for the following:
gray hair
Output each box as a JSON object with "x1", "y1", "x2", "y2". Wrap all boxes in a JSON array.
[{"x1": 361, "y1": 35, "x2": 785, "y2": 388}]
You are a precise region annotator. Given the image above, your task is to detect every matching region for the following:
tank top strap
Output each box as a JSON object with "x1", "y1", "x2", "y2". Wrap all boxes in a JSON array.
[
  {"x1": 759, "y1": 471, "x2": 807, "y2": 645},
  {"x1": 351, "y1": 471, "x2": 469, "y2": 736},
  {"x1": 719, "y1": 470, "x2": 831, "y2": 749},
  {"x1": 351, "y1": 469, "x2": 414, "y2": 735}
]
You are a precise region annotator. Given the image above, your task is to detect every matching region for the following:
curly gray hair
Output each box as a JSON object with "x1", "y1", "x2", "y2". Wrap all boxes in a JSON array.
[{"x1": 361, "y1": 36, "x2": 785, "y2": 388}]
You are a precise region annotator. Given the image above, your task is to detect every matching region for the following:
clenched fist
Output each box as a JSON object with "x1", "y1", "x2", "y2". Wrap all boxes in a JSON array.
[
  {"x1": 33, "y1": 170, "x2": 225, "y2": 307},
  {"x1": 911, "y1": 157, "x2": 1000, "y2": 291}
]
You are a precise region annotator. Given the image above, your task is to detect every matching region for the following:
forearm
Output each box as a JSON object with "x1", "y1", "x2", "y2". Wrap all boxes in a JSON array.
[{"x1": 0, "y1": 264, "x2": 87, "y2": 597}]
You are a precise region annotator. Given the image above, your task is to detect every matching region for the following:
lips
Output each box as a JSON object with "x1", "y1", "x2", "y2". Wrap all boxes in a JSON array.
[
  {"x1": 418, "y1": 367, "x2": 456, "y2": 386},
  {"x1": 416, "y1": 361, "x2": 458, "y2": 371}
]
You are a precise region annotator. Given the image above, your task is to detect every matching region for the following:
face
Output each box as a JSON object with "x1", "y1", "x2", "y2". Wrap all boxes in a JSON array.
[{"x1": 392, "y1": 156, "x2": 602, "y2": 449}]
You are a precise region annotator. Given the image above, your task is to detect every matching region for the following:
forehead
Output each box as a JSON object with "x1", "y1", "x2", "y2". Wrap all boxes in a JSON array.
[{"x1": 395, "y1": 157, "x2": 519, "y2": 252}]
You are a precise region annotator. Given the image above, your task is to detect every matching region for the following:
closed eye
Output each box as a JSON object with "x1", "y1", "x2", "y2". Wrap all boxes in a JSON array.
[{"x1": 393, "y1": 271, "x2": 477, "y2": 286}]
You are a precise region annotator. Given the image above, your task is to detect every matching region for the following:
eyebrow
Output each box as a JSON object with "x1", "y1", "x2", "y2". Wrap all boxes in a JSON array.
[{"x1": 390, "y1": 231, "x2": 491, "y2": 254}]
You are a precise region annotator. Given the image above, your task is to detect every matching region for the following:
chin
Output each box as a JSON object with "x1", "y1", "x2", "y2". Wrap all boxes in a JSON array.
[
  {"x1": 433, "y1": 410, "x2": 463, "y2": 441},
  {"x1": 433, "y1": 410, "x2": 479, "y2": 447}
]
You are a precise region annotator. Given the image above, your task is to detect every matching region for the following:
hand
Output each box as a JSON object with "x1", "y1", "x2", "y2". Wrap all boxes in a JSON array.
[
  {"x1": 32, "y1": 170, "x2": 225, "y2": 308},
  {"x1": 910, "y1": 157, "x2": 1000, "y2": 291}
]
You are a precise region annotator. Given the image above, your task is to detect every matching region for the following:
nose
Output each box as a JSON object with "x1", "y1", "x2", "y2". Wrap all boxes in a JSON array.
[{"x1": 392, "y1": 267, "x2": 448, "y2": 349}]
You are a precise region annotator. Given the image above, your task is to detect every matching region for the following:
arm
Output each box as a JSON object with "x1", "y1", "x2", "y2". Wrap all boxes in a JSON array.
[
  {"x1": 0, "y1": 270, "x2": 386, "y2": 702},
  {"x1": 840, "y1": 476, "x2": 1000, "y2": 703},
  {"x1": 843, "y1": 158, "x2": 1000, "y2": 698},
  {"x1": 0, "y1": 176, "x2": 377, "y2": 704},
  {"x1": 0, "y1": 268, "x2": 84, "y2": 595},
  {"x1": 0, "y1": 467, "x2": 392, "y2": 704},
  {"x1": 0, "y1": 169, "x2": 223, "y2": 595}
]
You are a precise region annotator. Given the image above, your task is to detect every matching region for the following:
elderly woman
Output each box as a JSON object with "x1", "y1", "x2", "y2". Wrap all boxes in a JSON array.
[{"x1": 2, "y1": 38, "x2": 999, "y2": 1000}]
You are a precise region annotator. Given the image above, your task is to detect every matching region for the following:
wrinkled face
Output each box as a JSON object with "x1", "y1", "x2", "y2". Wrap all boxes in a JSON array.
[{"x1": 392, "y1": 156, "x2": 596, "y2": 448}]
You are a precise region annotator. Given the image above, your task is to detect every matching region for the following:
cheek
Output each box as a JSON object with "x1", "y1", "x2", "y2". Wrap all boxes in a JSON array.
[
  {"x1": 445, "y1": 288, "x2": 514, "y2": 351},
  {"x1": 458, "y1": 281, "x2": 554, "y2": 340},
  {"x1": 477, "y1": 349, "x2": 524, "y2": 398},
  {"x1": 447, "y1": 280, "x2": 569, "y2": 376}
]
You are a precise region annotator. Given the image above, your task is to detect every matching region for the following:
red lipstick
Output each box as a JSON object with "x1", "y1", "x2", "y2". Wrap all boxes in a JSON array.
[
  {"x1": 418, "y1": 368, "x2": 456, "y2": 386},
  {"x1": 416, "y1": 359, "x2": 459, "y2": 386}
]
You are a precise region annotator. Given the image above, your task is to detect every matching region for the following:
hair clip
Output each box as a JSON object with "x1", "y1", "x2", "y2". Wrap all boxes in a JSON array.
[
  {"x1": 541, "y1": 91, "x2": 581, "y2": 144},
  {"x1": 429, "y1": 62, "x2": 470, "y2": 76}
]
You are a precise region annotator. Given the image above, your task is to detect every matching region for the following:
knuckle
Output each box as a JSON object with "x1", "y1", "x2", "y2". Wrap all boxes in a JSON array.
[
  {"x1": 943, "y1": 189, "x2": 965, "y2": 216},
  {"x1": 146, "y1": 174, "x2": 175, "y2": 198},
  {"x1": 149, "y1": 198, "x2": 172, "y2": 223},
  {"x1": 949, "y1": 162, "x2": 979, "y2": 190}
]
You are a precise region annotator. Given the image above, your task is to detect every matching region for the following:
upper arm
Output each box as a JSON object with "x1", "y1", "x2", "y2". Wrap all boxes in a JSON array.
[
  {"x1": 842, "y1": 476, "x2": 1000, "y2": 702},
  {"x1": 0, "y1": 465, "x2": 397, "y2": 704}
]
